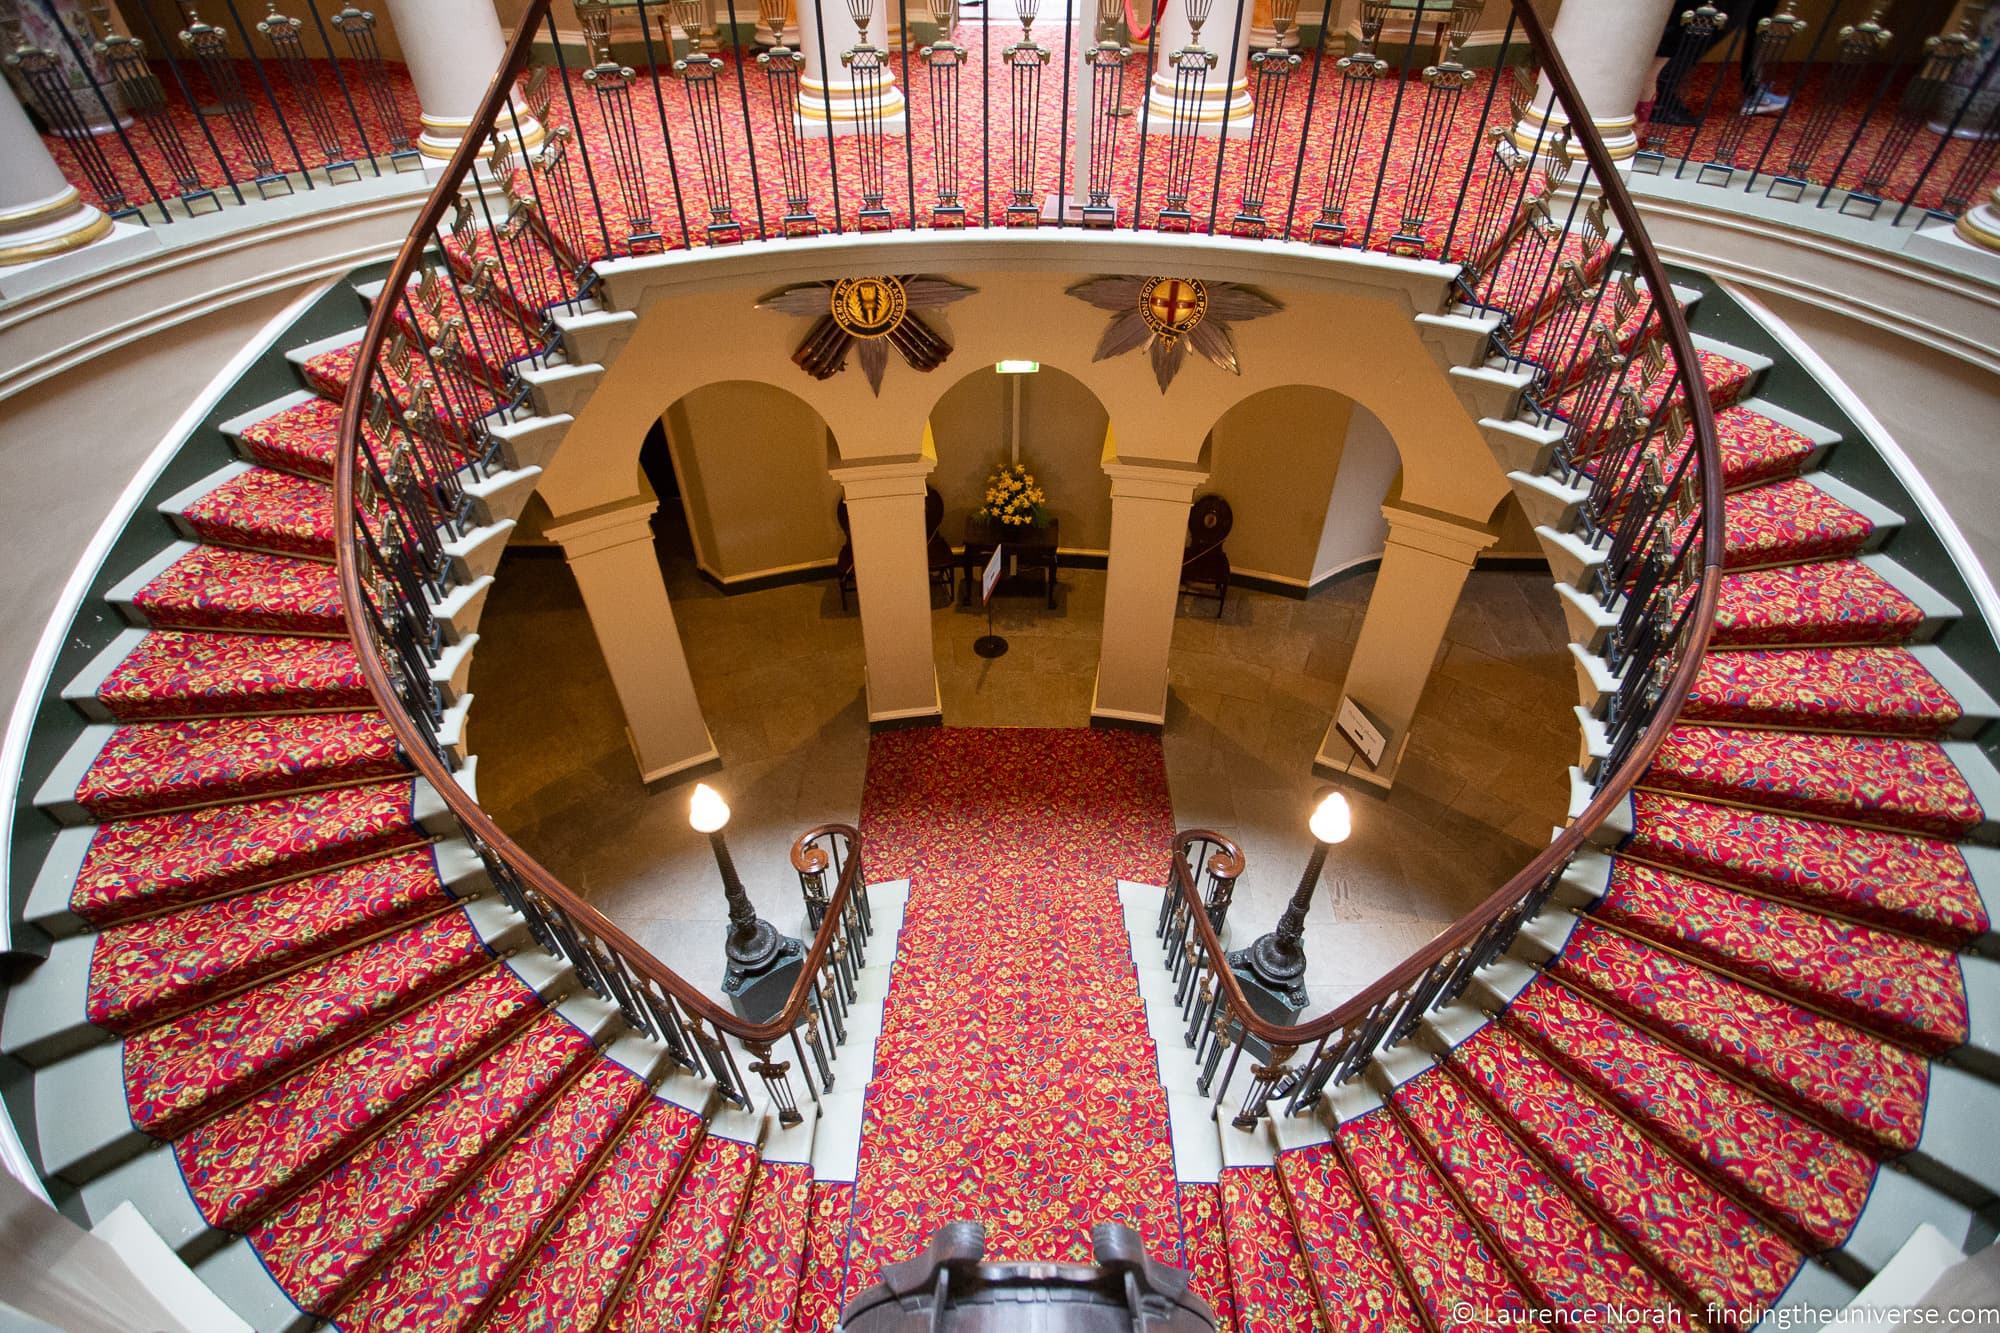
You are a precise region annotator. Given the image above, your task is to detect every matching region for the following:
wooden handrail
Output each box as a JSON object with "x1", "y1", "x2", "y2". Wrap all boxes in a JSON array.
[
  {"x1": 332, "y1": 0, "x2": 1722, "y2": 1068},
  {"x1": 332, "y1": 1, "x2": 863, "y2": 1048}
]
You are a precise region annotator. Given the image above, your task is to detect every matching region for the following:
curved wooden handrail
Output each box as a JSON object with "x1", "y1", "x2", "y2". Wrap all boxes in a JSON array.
[
  {"x1": 331, "y1": 0, "x2": 1722, "y2": 1062},
  {"x1": 1164, "y1": 0, "x2": 1724, "y2": 1051},
  {"x1": 332, "y1": 3, "x2": 863, "y2": 1048}
]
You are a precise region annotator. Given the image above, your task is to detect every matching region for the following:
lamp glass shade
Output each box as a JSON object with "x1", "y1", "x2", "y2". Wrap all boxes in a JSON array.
[
  {"x1": 689, "y1": 782, "x2": 732, "y2": 833},
  {"x1": 1308, "y1": 792, "x2": 1352, "y2": 845}
]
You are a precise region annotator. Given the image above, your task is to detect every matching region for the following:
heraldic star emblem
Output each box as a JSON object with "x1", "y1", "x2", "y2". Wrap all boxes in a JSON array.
[
  {"x1": 1067, "y1": 275, "x2": 1283, "y2": 393},
  {"x1": 757, "y1": 275, "x2": 976, "y2": 396}
]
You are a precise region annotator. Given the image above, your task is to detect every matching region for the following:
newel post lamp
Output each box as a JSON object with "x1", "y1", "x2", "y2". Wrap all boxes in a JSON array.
[
  {"x1": 690, "y1": 783, "x2": 805, "y2": 1024},
  {"x1": 1228, "y1": 791, "x2": 1352, "y2": 1027}
]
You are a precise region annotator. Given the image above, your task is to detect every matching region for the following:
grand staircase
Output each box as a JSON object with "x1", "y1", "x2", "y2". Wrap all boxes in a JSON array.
[
  {"x1": 1134, "y1": 272, "x2": 2000, "y2": 1330},
  {"x1": 4, "y1": 0, "x2": 1999, "y2": 1324}
]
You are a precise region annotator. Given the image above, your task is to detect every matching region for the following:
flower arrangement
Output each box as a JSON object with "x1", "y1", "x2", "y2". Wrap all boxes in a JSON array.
[{"x1": 976, "y1": 461, "x2": 1051, "y2": 528}]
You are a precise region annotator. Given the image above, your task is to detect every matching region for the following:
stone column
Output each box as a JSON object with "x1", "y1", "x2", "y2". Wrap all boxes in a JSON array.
[
  {"x1": 1314, "y1": 500, "x2": 1496, "y2": 788},
  {"x1": 1144, "y1": 0, "x2": 1257, "y2": 138},
  {"x1": 1092, "y1": 460, "x2": 1205, "y2": 727},
  {"x1": 0, "y1": 74, "x2": 110, "y2": 267},
  {"x1": 795, "y1": 0, "x2": 909, "y2": 137},
  {"x1": 1511, "y1": 0, "x2": 1676, "y2": 163},
  {"x1": 380, "y1": 0, "x2": 544, "y2": 161},
  {"x1": 1956, "y1": 186, "x2": 2000, "y2": 252},
  {"x1": 546, "y1": 498, "x2": 719, "y2": 783},
  {"x1": 831, "y1": 458, "x2": 941, "y2": 724}
]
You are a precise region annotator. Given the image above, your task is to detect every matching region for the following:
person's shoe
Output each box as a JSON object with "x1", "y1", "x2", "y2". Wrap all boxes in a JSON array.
[
  {"x1": 1648, "y1": 98, "x2": 1702, "y2": 128},
  {"x1": 1743, "y1": 89, "x2": 1790, "y2": 117}
]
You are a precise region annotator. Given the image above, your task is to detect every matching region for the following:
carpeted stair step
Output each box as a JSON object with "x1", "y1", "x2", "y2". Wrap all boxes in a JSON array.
[
  {"x1": 1609, "y1": 397, "x2": 1836, "y2": 494},
  {"x1": 790, "y1": 1181, "x2": 857, "y2": 1333},
  {"x1": 442, "y1": 228, "x2": 578, "y2": 327},
  {"x1": 1617, "y1": 790, "x2": 1996, "y2": 947},
  {"x1": 31, "y1": 779, "x2": 431, "y2": 935},
  {"x1": 332, "y1": 1057, "x2": 649, "y2": 1333},
  {"x1": 600, "y1": 1126, "x2": 763, "y2": 1331},
  {"x1": 173, "y1": 966, "x2": 546, "y2": 1231},
  {"x1": 1171, "y1": 1181, "x2": 1237, "y2": 1332},
  {"x1": 64, "y1": 628, "x2": 372, "y2": 722},
  {"x1": 246, "y1": 1008, "x2": 602, "y2": 1316},
  {"x1": 708, "y1": 1158, "x2": 815, "y2": 1332},
  {"x1": 110, "y1": 544, "x2": 343, "y2": 636},
  {"x1": 37, "y1": 711, "x2": 409, "y2": 824},
  {"x1": 294, "y1": 330, "x2": 497, "y2": 424},
  {"x1": 122, "y1": 911, "x2": 507, "y2": 1138},
  {"x1": 1556, "y1": 338, "x2": 1764, "y2": 430},
  {"x1": 1387, "y1": 1064, "x2": 1688, "y2": 1313},
  {"x1": 1643, "y1": 723, "x2": 1993, "y2": 839},
  {"x1": 1545, "y1": 922, "x2": 1929, "y2": 1157},
  {"x1": 1713, "y1": 556, "x2": 1952, "y2": 648},
  {"x1": 1719, "y1": 475, "x2": 1895, "y2": 570},
  {"x1": 1683, "y1": 645, "x2": 1993, "y2": 738},
  {"x1": 1443, "y1": 1023, "x2": 1805, "y2": 1313},
  {"x1": 1335, "y1": 1104, "x2": 1535, "y2": 1326},
  {"x1": 83, "y1": 846, "x2": 468, "y2": 1035},
  {"x1": 1512, "y1": 278, "x2": 1700, "y2": 384},
  {"x1": 477, "y1": 1094, "x2": 710, "y2": 1333},
  {"x1": 225, "y1": 391, "x2": 343, "y2": 481},
  {"x1": 1501, "y1": 978, "x2": 1877, "y2": 1252},
  {"x1": 161, "y1": 463, "x2": 334, "y2": 557},
  {"x1": 1215, "y1": 1165, "x2": 1325, "y2": 1329},
  {"x1": 1586, "y1": 859, "x2": 1974, "y2": 1054},
  {"x1": 1477, "y1": 227, "x2": 1612, "y2": 329},
  {"x1": 374, "y1": 276, "x2": 539, "y2": 390},
  {"x1": 1270, "y1": 1140, "x2": 1424, "y2": 1331}
]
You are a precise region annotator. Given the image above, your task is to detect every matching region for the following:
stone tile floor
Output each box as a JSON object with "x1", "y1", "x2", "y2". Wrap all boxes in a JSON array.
[{"x1": 470, "y1": 536, "x2": 1576, "y2": 1016}]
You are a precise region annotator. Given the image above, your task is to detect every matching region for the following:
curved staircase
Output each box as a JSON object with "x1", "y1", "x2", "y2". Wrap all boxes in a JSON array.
[{"x1": 4, "y1": 1, "x2": 2000, "y2": 1327}]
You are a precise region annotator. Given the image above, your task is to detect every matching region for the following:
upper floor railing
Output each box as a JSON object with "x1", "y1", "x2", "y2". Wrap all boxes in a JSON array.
[
  {"x1": 1637, "y1": 0, "x2": 2000, "y2": 227},
  {"x1": 4, "y1": 0, "x2": 420, "y2": 225},
  {"x1": 332, "y1": 0, "x2": 1721, "y2": 1121}
]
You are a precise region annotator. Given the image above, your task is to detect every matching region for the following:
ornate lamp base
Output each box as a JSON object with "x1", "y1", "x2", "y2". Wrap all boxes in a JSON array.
[
  {"x1": 723, "y1": 931, "x2": 806, "y2": 1025},
  {"x1": 1227, "y1": 939, "x2": 1308, "y2": 1030}
]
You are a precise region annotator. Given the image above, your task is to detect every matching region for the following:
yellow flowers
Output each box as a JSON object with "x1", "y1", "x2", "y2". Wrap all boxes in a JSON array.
[{"x1": 974, "y1": 459, "x2": 1049, "y2": 528}]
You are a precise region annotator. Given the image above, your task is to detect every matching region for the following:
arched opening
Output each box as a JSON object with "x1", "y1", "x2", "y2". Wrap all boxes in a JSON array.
[
  {"x1": 924, "y1": 361, "x2": 1113, "y2": 727},
  {"x1": 467, "y1": 379, "x2": 868, "y2": 1004}
]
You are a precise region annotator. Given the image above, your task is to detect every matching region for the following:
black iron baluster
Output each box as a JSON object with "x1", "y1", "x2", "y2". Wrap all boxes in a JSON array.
[
  {"x1": 1768, "y1": 1, "x2": 1891, "y2": 202},
  {"x1": 1388, "y1": 0, "x2": 1478, "y2": 256},
  {"x1": 919, "y1": 0, "x2": 967, "y2": 224},
  {"x1": 215, "y1": 0, "x2": 313, "y2": 187},
  {"x1": 1004, "y1": 0, "x2": 1050, "y2": 223},
  {"x1": 1157, "y1": 0, "x2": 1216, "y2": 229},
  {"x1": 329, "y1": 5, "x2": 417, "y2": 168},
  {"x1": 1636, "y1": 2, "x2": 1724, "y2": 172},
  {"x1": 1309, "y1": 1, "x2": 1386, "y2": 244},
  {"x1": 178, "y1": 2, "x2": 290, "y2": 196},
  {"x1": 576, "y1": 4, "x2": 663, "y2": 250},
  {"x1": 1228, "y1": 0, "x2": 1296, "y2": 237},
  {"x1": 841, "y1": 0, "x2": 893, "y2": 226},
  {"x1": 759, "y1": 0, "x2": 820, "y2": 230},
  {"x1": 5, "y1": 7, "x2": 131, "y2": 214},
  {"x1": 1844, "y1": 14, "x2": 1977, "y2": 216},
  {"x1": 1081, "y1": 0, "x2": 1127, "y2": 226},
  {"x1": 666, "y1": 0, "x2": 746, "y2": 240},
  {"x1": 257, "y1": 1, "x2": 358, "y2": 181},
  {"x1": 1697, "y1": 0, "x2": 1806, "y2": 186}
]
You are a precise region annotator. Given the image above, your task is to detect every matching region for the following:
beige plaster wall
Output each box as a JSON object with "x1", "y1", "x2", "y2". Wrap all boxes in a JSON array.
[
  {"x1": 1204, "y1": 385, "x2": 1354, "y2": 584},
  {"x1": 1312, "y1": 402, "x2": 1400, "y2": 581},
  {"x1": 555, "y1": 246, "x2": 1507, "y2": 539},
  {"x1": 662, "y1": 382, "x2": 846, "y2": 582},
  {"x1": 926, "y1": 364, "x2": 1114, "y2": 551}
]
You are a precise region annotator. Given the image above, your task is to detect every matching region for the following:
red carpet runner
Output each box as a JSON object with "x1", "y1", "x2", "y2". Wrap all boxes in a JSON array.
[{"x1": 843, "y1": 727, "x2": 1181, "y2": 1302}]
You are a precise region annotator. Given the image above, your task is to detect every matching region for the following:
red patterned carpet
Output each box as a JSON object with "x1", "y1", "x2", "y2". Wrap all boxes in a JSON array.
[{"x1": 840, "y1": 727, "x2": 1181, "y2": 1304}]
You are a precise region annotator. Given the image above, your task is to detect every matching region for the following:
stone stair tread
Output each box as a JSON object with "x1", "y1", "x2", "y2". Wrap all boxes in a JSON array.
[
  {"x1": 598, "y1": 1129, "x2": 762, "y2": 1332},
  {"x1": 1548, "y1": 923, "x2": 1929, "y2": 1157},
  {"x1": 333, "y1": 1059, "x2": 646, "y2": 1333},
  {"x1": 244, "y1": 1010, "x2": 598, "y2": 1316},
  {"x1": 173, "y1": 466, "x2": 335, "y2": 557},
  {"x1": 1620, "y1": 789, "x2": 1993, "y2": 946},
  {"x1": 86, "y1": 846, "x2": 456, "y2": 1035},
  {"x1": 1502, "y1": 977, "x2": 1876, "y2": 1251},
  {"x1": 123, "y1": 911, "x2": 496, "y2": 1139},
  {"x1": 64, "y1": 711, "x2": 406, "y2": 822},
  {"x1": 1644, "y1": 723, "x2": 1985, "y2": 838},
  {"x1": 74, "y1": 629, "x2": 371, "y2": 722},
  {"x1": 173, "y1": 966, "x2": 544, "y2": 1232},
  {"x1": 1684, "y1": 645, "x2": 1971, "y2": 737},
  {"x1": 1389, "y1": 1062, "x2": 1688, "y2": 1311},
  {"x1": 1270, "y1": 1140, "x2": 1425, "y2": 1331},
  {"x1": 707, "y1": 1159, "x2": 815, "y2": 1333},
  {"x1": 1590, "y1": 859, "x2": 1971, "y2": 1053},
  {"x1": 1444, "y1": 1024, "x2": 1804, "y2": 1313},
  {"x1": 56, "y1": 780, "x2": 427, "y2": 931}
]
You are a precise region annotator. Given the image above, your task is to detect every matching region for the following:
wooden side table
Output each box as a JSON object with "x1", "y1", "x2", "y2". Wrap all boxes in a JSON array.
[{"x1": 959, "y1": 516, "x2": 1060, "y2": 609}]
